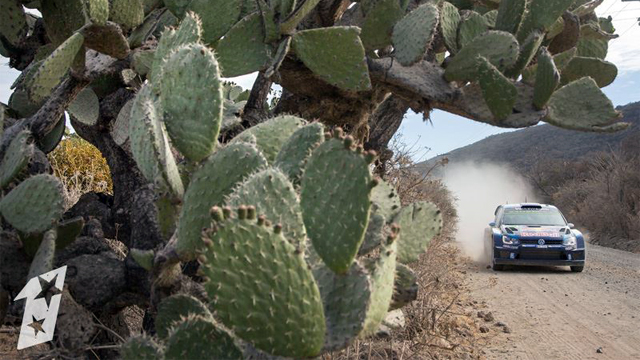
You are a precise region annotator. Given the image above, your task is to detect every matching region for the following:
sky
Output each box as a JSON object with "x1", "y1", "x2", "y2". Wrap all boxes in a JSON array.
[{"x1": 1, "y1": 0, "x2": 639, "y2": 161}]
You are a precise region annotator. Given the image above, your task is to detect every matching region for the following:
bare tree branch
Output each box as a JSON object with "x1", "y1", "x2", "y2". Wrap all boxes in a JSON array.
[
  {"x1": 241, "y1": 72, "x2": 273, "y2": 128},
  {"x1": 368, "y1": 58, "x2": 547, "y2": 129}
]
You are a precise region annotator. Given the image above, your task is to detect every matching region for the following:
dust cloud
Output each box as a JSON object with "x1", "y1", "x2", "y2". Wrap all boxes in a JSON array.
[{"x1": 440, "y1": 162, "x2": 538, "y2": 262}]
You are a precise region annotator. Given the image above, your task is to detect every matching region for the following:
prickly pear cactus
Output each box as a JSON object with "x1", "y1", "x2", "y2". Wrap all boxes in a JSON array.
[
  {"x1": 201, "y1": 207, "x2": 326, "y2": 358},
  {"x1": 0, "y1": 174, "x2": 65, "y2": 234},
  {"x1": 158, "y1": 42, "x2": 223, "y2": 162},
  {"x1": 0, "y1": 129, "x2": 34, "y2": 189},
  {"x1": 301, "y1": 132, "x2": 375, "y2": 274},
  {"x1": 155, "y1": 294, "x2": 213, "y2": 340},
  {"x1": 393, "y1": 201, "x2": 443, "y2": 264},
  {"x1": 121, "y1": 335, "x2": 164, "y2": 360},
  {"x1": 1, "y1": 1, "x2": 627, "y2": 358},
  {"x1": 164, "y1": 315, "x2": 243, "y2": 359},
  {"x1": 226, "y1": 168, "x2": 307, "y2": 246},
  {"x1": 174, "y1": 142, "x2": 267, "y2": 259}
]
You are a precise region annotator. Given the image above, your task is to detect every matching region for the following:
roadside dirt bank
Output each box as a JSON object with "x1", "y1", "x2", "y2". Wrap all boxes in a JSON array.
[{"x1": 465, "y1": 242, "x2": 640, "y2": 360}]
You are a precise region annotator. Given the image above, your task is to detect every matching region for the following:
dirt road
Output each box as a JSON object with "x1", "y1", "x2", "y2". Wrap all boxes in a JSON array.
[{"x1": 466, "y1": 243, "x2": 640, "y2": 360}]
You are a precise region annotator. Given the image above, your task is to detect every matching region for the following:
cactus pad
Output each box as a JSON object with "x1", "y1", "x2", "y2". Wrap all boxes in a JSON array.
[
  {"x1": 38, "y1": 116, "x2": 66, "y2": 153},
  {"x1": 440, "y1": 2, "x2": 461, "y2": 54},
  {"x1": 55, "y1": 217, "x2": 84, "y2": 249},
  {"x1": 81, "y1": 22, "x2": 131, "y2": 60},
  {"x1": 553, "y1": 45, "x2": 578, "y2": 71},
  {"x1": 292, "y1": 27, "x2": 371, "y2": 92},
  {"x1": 0, "y1": 0, "x2": 27, "y2": 46},
  {"x1": 232, "y1": 115, "x2": 307, "y2": 164},
  {"x1": 477, "y1": 56, "x2": 518, "y2": 121},
  {"x1": 112, "y1": 99, "x2": 133, "y2": 146},
  {"x1": 370, "y1": 179, "x2": 401, "y2": 222},
  {"x1": 156, "y1": 294, "x2": 212, "y2": 339},
  {"x1": 128, "y1": 85, "x2": 184, "y2": 198},
  {"x1": 517, "y1": 0, "x2": 574, "y2": 42},
  {"x1": 505, "y1": 30, "x2": 544, "y2": 78},
  {"x1": 533, "y1": 47, "x2": 560, "y2": 109},
  {"x1": 85, "y1": 0, "x2": 109, "y2": 25},
  {"x1": 150, "y1": 13, "x2": 202, "y2": 80},
  {"x1": 274, "y1": 122, "x2": 325, "y2": 184},
  {"x1": 29, "y1": 32, "x2": 85, "y2": 103},
  {"x1": 165, "y1": 0, "x2": 193, "y2": 18},
  {"x1": 130, "y1": 248, "x2": 155, "y2": 271},
  {"x1": 41, "y1": 0, "x2": 86, "y2": 45},
  {"x1": 226, "y1": 168, "x2": 306, "y2": 246},
  {"x1": 0, "y1": 174, "x2": 64, "y2": 233},
  {"x1": 392, "y1": 4, "x2": 439, "y2": 66},
  {"x1": 393, "y1": 201, "x2": 442, "y2": 264},
  {"x1": 301, "y1": 138, "x2": 373, "y2": 274},
  {"x1": 389, "y1": 263, "x2": 418, "y2": 310},
  {"x1": 217, "y1": 12, "x2": 272, "y2": 77},
  {"x1": 444, "y1": 31, "x2": 519, "y2": 82},
  {"x1": 361, "y1": 0, "x2": 404, "y2": 50},
  {"x1": 132, "y1": 50, "x2": 154, "y2": 76},
  {"x1": 165, "y1": 316, "x2": 243, "y2": 360},
  {"x1": 257, "y1": 0, "x2": 279, "y2": 43},
  {"x1": 313, "y1": 262, "x2": 371, "y2": 351},
  {"x1": 27, "y1": 230, "x2": 56, "y2": 280},
  {"x1": 362, "y1": 238, "x2": 397, "y2": 336},
  {"x1": 188, "y1": 0, "x2": 243, "y2": 45},
  {"x1": 359, "y1": 212, "x2": 386, "y2": 256},
  {"x1": 0, "y1": 129, "x2": 33, "y2": 189},
  {"x1": 483, "y1": 10, "x2": 498, "y2": 27},
  {"x1": 276, "y1": 0, "x2": 297, "y2": 18},
  {"x1": 109, "y1": 0, "x2": 144, "y2": 30},
  {"x1": 157, "y1": 196, "x2": 179, "y2": 239},
  {"x1": 560, "y1": 57, "x2": 617, "y2": 88},
  {"x1": 68, "y1": 88, "x2": 99, "y2": 126},
  {"x1": 159, "y1": 43, "x2": 223, "y2": 162},
  {"x1": 576, "y1": 24, "x2": 613, "y2": 60},
  {"x1": 457, "y1": 11, "x2": 488, "y2": 49},
  {"x1": 121, "y1": 335, "x2": 163, "y2": 360},
  {"x1": 280, "y1": 0, "x2": 321, "y2": 34},
  {"x1": 494, "y1": 0, "x2": 525, "y2": 34},
  {"x1": 545, "y1": 77, "x2": 623, "y2": 132},
  {"x1": 201, "y1": 213, "x2": 326, "y2": 358},
  {"x1": 175, "y1": 143, "x2": 267, "y2": 259}
]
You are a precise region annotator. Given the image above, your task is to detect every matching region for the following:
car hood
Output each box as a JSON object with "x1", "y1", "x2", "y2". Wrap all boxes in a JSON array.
[{"x1": 500, "y1": 225, "x2": 569, "y2": 239}]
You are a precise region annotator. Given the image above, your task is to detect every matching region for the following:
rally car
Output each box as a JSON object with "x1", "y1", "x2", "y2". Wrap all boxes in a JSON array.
[{"x1": 484, "y1": 203, "x2": 586, "y2": 272}]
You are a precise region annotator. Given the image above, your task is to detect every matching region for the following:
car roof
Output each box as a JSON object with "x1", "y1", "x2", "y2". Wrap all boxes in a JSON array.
[{"x1": 502, "y1": 203, "x2": 558, "y2": 210}]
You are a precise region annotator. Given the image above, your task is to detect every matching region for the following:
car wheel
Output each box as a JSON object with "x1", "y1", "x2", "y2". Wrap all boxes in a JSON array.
[
  {"x1": 490, "y1": 244, "x2": 503, "y2": 271},
  {"x1": 570, "y1": 266, "x2": 584, "y2": 273},
  {"x1": 483, "y1": 237, "x2": 491, "y2": 263}
]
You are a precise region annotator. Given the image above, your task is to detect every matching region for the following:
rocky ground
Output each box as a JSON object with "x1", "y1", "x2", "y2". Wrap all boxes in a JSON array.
[{"x1": 466, "y1": 242, "x2": 640, "y2": 360}]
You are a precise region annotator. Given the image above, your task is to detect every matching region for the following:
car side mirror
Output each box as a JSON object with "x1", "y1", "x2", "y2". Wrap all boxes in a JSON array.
[
  {"x1": 489, "y1": 221, "x2": 496, "y2": 227},
  {"x1": 567, "y1": 223, "x2": 575, "y2": 228}
]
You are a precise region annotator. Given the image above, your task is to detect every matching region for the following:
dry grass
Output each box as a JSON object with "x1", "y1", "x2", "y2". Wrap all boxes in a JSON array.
[
  {"x1": 48, "y1": 134, "x2": 112, "y2": 209},
  {"x1": 528, "y1": 134, "x2": 640, "y2": 252}
]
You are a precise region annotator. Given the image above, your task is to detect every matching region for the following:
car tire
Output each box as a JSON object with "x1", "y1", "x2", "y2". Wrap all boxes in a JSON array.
[
  {"x1": 492, "y1": 264, "x2": 505, "y2": 271},
  {"x1": 570, "y1": 266, "x2": 584, "y2": 273}
]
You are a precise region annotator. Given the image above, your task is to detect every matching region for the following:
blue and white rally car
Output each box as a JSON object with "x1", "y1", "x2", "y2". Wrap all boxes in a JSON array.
[{"x1": 484, "y1": 203, "x2": 586, "y2": 272}]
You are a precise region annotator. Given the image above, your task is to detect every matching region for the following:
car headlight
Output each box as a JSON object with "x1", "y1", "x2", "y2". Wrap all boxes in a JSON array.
[
  {"x1": 502, "y1": 235, "x2": 517, "y2": 245},
  {"x1": 563, "y1": 234, "x2": 577, "y2": 249}
]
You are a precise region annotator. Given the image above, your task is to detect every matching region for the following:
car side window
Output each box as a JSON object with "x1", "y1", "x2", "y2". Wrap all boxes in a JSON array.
[
  {"x1": 496, "y1": 206, "x2": 504, "y2": 226},
  {"x1": 494, "y1": 206, "x2": 503, "y2": 226}
]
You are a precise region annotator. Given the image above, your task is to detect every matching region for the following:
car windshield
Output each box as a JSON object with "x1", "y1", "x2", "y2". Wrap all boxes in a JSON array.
[{"x1": 502, "y1": 209, "x2": 566, "y2": 226}]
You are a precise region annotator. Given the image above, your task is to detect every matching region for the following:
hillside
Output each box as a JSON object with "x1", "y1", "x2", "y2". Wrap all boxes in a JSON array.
[{"x1": 419, "y1": 101, "x2": 640, "y2": 172}]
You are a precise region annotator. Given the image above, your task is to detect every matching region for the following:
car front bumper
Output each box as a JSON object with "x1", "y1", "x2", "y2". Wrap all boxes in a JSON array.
[{"x1": 493, "y1": 244, "x2": 586, "y2": 266}]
